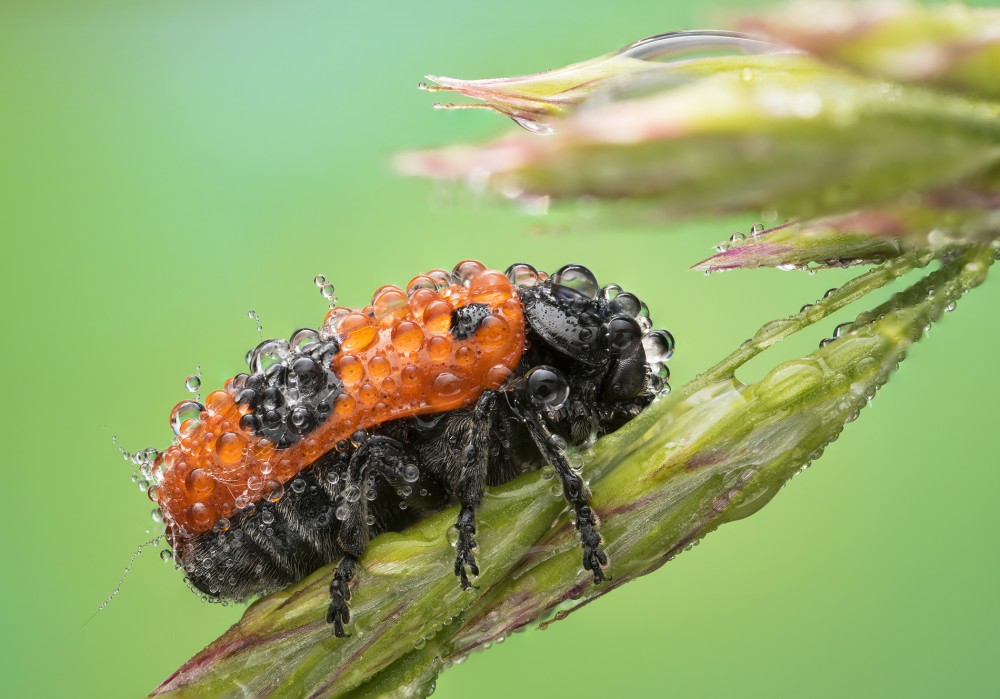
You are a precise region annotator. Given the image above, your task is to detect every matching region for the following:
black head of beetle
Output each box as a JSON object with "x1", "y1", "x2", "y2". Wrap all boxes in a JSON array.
[{"x1": 511, "y1": 262, "x2": 673, "y2": 440}]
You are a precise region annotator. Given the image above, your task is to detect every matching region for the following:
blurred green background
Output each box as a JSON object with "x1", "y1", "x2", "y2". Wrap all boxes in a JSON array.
[{"x1": 3, "y1": 0, "x2": 998, "y2": 696}]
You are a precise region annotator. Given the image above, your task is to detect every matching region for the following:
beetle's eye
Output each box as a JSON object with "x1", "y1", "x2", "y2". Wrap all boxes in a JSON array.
[
  {"x1": 551, "y1": 264, "x2": 599, "y2": 301},
  {"x1": 526, "y1": 365, "x2": 570, "y2": 409},
  {"x1": 607, "y1": 316, "x2": 641, "y2": 351}
]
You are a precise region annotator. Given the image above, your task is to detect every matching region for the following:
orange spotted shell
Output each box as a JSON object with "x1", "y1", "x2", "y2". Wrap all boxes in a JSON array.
[{"x1": 155, "y1": 262, "x2": 525, "y2": 546}]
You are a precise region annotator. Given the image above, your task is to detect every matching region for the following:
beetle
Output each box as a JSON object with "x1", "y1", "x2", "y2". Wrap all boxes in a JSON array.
[{"x1": 148, "y1": 261, "x2": 674, "y2": 636}]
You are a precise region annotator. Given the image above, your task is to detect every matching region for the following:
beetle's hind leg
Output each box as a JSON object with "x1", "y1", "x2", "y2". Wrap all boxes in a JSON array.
[
  {"x1": 328, "y1": 435, "x2": 436, "y2": 636},
  {"x1": 454, "y1": 503, "x2": 479, "y2": 589},
  {"x1": 520, "y1": 409, "x2": 608, "y2": 583},
  {"x1": 327, "y1": 555, "x2": 356, "y2": 637}
]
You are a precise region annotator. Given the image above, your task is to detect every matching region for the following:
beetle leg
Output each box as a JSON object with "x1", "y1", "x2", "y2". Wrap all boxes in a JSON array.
[
  {"x1": 454, "y1": 504, "x2": 479, "y2": 590},
  {"x1": 519, "y1": 408, "x2": 608, "y2": 583},
  {"x1": 329, "y1": 435, "x2": 436, "y2": 636},
  {"x1": 443, "y1": 390, "x2": 505, "y2": 590},
  {"x1": 327, "y1": 554, "x2": 356, "y2": 638}
]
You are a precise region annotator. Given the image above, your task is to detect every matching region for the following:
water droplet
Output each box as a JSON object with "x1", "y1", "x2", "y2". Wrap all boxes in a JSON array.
[
  {"x1": 511, "y1": 116, "x2": 555, "y2": 135},
  {"x1": 642, "y1": 329, "x2": 675, "y2": 363},
  {"x1": 600, "y1": 283, "x2": 622, "y2": 301},
  {"x1": 159, "y1": 549, "x2": 173, "y2": 563},
  {"x1": 313, "y1": 274, "x2": 326, "y2": 287},
  {"x1": 248, "y1": 309, "x2": 262, "y2": 336},
  {"x1": 343, "y1": 485, "x2": 361, "y2": 503},
  {"x1": 504, "y1": 262, "x2": 540, "y2": 287},
  {"x1": 320, "y1": 283, "x2": 336, "y2": 302},
  {"x1": 833, "y1": 322, "x2": 852, "y2": 338},
  {"x1": 249, "y1": 338, "x2": 289, "y2": 374},
  {"x1": 526, "y1": 366, "x2": 570, "y2": 409},
  {"x1": 261, "y1": 510, "x2": 275, "y2": 524},
  {"x1": 184, "y1": 374, "x2": 201, "y2": 393},
  {"x1": 750, "y1": 222, "x2": 765, "y2": 237},
  {"x1": 403, "y1": 464, "x2": 420, "y2": 483},
  {"x1": 551, "y1": 264, "x2": 599, "y2": 300},
  {"x1": 169, "y1": 400, "x2": 204, "y2": 437},
  {"x1": 609, "y1": 292, "x2": 648, "y2": 319},
  {"x1": 290, "y1": 327, "x2": 321, "y2": 353}
]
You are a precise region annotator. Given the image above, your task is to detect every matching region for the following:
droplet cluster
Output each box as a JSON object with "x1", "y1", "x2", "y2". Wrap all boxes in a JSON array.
[
  {"x1": 154, "y1": 262, "x2": 525, "y2": 545},
  {"x1": 512, "y1": 262, "x2": 674, "y2": 398}
]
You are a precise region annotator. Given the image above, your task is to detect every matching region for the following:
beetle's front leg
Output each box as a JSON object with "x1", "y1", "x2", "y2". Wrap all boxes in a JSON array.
[{"x1": 520, "y1": 409, "x2": 608, "y2": 583}]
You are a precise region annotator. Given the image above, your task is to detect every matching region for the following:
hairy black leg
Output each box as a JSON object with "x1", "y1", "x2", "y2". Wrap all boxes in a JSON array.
[
  {"x1": 454, "y1": 504, "x2": 479, "y2": 589},
  {"x1": 519, "y1": 408, "x2": 608, "y2": 583},
  {"x1": 442, "y1": 391, "x2": 501, "y2": 590},
  {"x1": 328, "y1": 435, "x2": 430, "y2": 635},
  {"x1": 327, "y1": 555, "x2": 356, "y2": 638}
]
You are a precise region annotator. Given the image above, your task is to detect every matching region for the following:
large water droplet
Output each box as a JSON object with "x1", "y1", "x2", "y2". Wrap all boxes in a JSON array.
[
  {"x1": 504, "y1": 262, "x2": 540, "y2": 288},
  {"x1": 511, "y1": 116, "x2": 555, "y2": 135},
  {"x1": 551, "y1": 264, "x2": 599, "y2": 300},
  {"x1": 170, "y1": 400, "x2": 204, "y2": 437},
  {"x1": 642, "y1": 329, "x2": 675, "y2": 363},
  {"x1": 289, "y1": 327, "x2": 321, "y2": 353},
  {"x1": 249, "y1": 339, "x2": 289, "y2": 374},
  {"x1": 526, "y1": 366, "x2": 570, "y2": 409}
]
